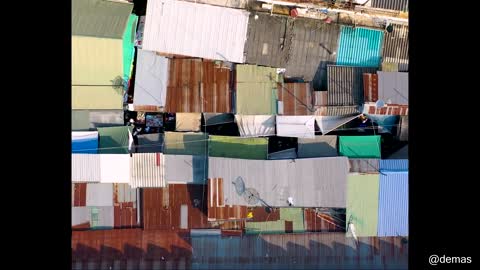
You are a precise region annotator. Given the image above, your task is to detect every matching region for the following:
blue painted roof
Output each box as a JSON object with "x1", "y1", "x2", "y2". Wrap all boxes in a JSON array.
[
  {"x1": 380, "y1": 159, "x2": 408, "y2": 172},
  {"x1": 72, "y1": 132, "x2": 98, "y2": 154},
  {"x1": 377, "y1": 172, "x2": 408, "y2": 236},
  {"x1": 337, "y1": 26, "x2": 383, "y2": 67}
]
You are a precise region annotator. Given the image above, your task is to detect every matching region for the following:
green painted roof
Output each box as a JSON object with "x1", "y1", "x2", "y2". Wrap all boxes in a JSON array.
[
  {"x1": 236, "y1": 65, "x2": 280, "y2": 114},
  {"x1": 72, "y1": 0, "x2": 133, "y2": 39},
  {"x1": 347, "y1": 174, "x2": 380, "y2": 237},
  {"x1": 163, "y1": 132, "x2": 208, "y2": 156},
  {"x1": 97, "y1": 126, "x2": 132, "y2": 154},
  {"x1": 209, "y1": 136, "x2": 268, "y2": 160},
  {"x1": 123, "y1": 14, "x2": 138, "y2": 82},
  {"x1": 246, "y1": 208, "x2": 305, "y2": 234},
  {"x1": 339, "y1": 135, "x2": 381, "y2": 158}
]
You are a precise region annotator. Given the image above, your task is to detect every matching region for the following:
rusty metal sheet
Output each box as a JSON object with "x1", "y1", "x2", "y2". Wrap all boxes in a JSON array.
[
  {"x1": 143, "y1": 184, "x2": 210, "y2": 230},
  {"x1": 314, "y1": 91, "x2": 328, "y2": 106},
  {"x1": 114, "y1": 202, "x2": 138, "y2": 229},
  {"x1": 304, "y1": 208, "x2": 345, "y2": 232},
  {"x1": 73, "y1": 183, "x2": 87, "y2": 207},
  {"x1": 165, "y1": 59, "x2": 231, "y2": 113},
  {"x1": 248, "y1": 207, "x2": 280, "y2": 222},
  {"x1": 365, "y1": 103, "x2": 408, "y2": 115},
  {"x1": 113, "y1": 183, "x2": 137, "y2": 204},
  {"x1": 363, "y1": 73, "x2": 379, "y2": 102},
  {"x1": 277, "y1": 83, "x2": 314, "y2": 115},
  {"x1": 208, "y1": 178, "x2": 248, "y2": 224}
]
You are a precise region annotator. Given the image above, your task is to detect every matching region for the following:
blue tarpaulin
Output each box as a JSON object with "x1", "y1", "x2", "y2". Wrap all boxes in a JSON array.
[{"x1": 72, "y1": 131, "x2": 99, "y2": 153}]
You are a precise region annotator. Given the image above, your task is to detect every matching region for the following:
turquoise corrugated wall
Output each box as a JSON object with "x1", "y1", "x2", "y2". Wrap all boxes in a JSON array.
[{"x1": 337, "y1": 26, "x2": 384, "y2": 67}]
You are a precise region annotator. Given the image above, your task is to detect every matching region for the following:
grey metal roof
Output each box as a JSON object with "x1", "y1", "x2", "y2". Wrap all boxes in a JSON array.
[
  {"x1": 72, "y1": 110, "x2": 124, "y2": 131},
  {"x1": 244, "y1": 13, "x2": 291, "y2": 69},
  {"x1": 297, "y1": 135, "x2": 338, "y2": 158},
  {"x1": 86, "y1": 183, "x2": 113, "y2": 207},
  {"x1": 72, "y1": 0, "x2": 133, "y2": 39},
  {"x1": 327, "y1": 65, "x2": 378, "y2": 106},
  {"x1": 244, "y1": 13, "x2": 340, "y2": 91},
  {"x1": 377, "y1": 72, "x2": 408, "y2": 105},
  {"x1": 315, "y1": 105, "x2": 361, "y2": 116},
  {"x1": 382, "y1": 23, "x2": 408, "y2": 71},
  {"x1": 164, "y1": 155, "x2": 208, "y2": 184},
  {"x1": 371, "y1": 0, "x2": 408, "y2": 12},
  {"x1": 287, "y1": 18, "x2": 340, "y2": 90},
  {"x1": 208, "y1": 156, "x2": 349, "y2": 208}
]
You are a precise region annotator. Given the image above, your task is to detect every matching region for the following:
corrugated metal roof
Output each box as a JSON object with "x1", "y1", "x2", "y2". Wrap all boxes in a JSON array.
[
  {"x1": 142, "y1": 184, "x2": 210, "y2": 230},
  {"x1": 72, "y1": 110, "x2": 124, "y2": 131},
  {"x1": 349, "y1": 159, "x2": 380, "y2": 173},
  {"x1": 175, "y1": 113, "x2": 202, "y2": 132},
  {"x1": 337, "y1": 26, "x2": 384, "y2": 68},
  {"x1": 382, "y1": 23, "x2": 408, "y2": 71},
  {"x1": 165, "y1": 59, "x2": 232, "y2": 113},
  {"x1": 371, "y1": 0, "x2": 408, "y2": 12},
  {"x1": 363, "y1": 73, "x2": 378, "y2": 102},
  {"x1": 277, "y1": 83, "x2": 314, "y2": 115},
  {"x1": 72, "y1": 229, "x2": 408, "y2": 269},
  {"x1": 86, "y1": 183, "x2": 113, "y2": 207},
  {"x1": 72, "y1": 36, "x2": 123, "y2": 86},
  {"x1": 246, "y1": 207, "x2": 306, "y2": 234},
  {"x1": 377, "y1": 71, "x2": 408, "y2": 105},
  {"x1": 72, "y1": 154, "x2": 101, "y2": 182},
  {"x1": 208, "y1": 156, "x2": 349, "y2": 207},
  {"x1": 73, "y1": 183, "x2": 87, "y2": 207},
  {"x1": 163, "y1": 132, "x2": 207, "y2": 155},
  {"x1": 235, "y1": 115, "x2": 276, "y2": 137},
  {"x1": 244, "y1": 12, "x2": 290, "y2": 69},
  {"x1": 99, "y1": 154, "x2": 131, "y2": 183},
  {"x1": 287, "y1": 18, "x2": 340, "y2": 90},
  {"x1": 209, "y1": 135, "x2": 268, "y2": 160},
  {"x1": 397, "y1": 115, "x2": 408, "y2": 141},
  {"x1": 136, "y1": 133, "x2": 164, "y2": 153},
  {"x1": 276, "y1": 115, "x2": 316, "y2": 138},
  {"x1": 208, "y1": 178, "x2": 248, "y2": 226},
  {"x1": 314, "y1": 91, "x2": 328, "y2": 106},
  {"x1": 130, "y1": 153, "x2": 166, "y2": 188},
  {"x1": 327, "y1": 65, "x2": 378, "y2": 106},
  {"x1": 114, "y1": 202, "x2": 138, "y2": 229},
  {"x1": 315, "y1": 105, "x2": 361, "y2": 116},
  {"x1": 143, "y1": 0, "x2": 249, "y2": 63},
  {"x1": 297, "y1": 135, "x2": 338, "y2": 158},
  {"x1": 133, "y1": 50, "x2": 169, "y2": 107},
  {"x1": 123, "y1": 14, "x2": 138, "y2": 81},
  {"x1": 378, "y1": 172, "x2": 408, "y2": 236},
  {"x1": 164, "y1": 155, "x2": 207, "y2": 184},
  {"x1": 72, "y1": 207, "x2": 89, "y2": 226},
  {"x1": 379, "y1": 159, "x2": 408, "y2": 172},
  {"x1": 97, "y1": 126, "x2": 132, "y2": 154},
  {"x1": 347, "y1": 174, "x2": 380, "y2": 237},
  {"x1": 236, "y1": 65, "x2": 280, "y2": 114},
  {"x1": 72, "y1": 0, "x2": 133, "y2": 39},
  {"x1": 114, "y1": 183, "x2": 137, "y2": 204},
  {"x1": 339, "y1": 135, "x2": 382, "y2": 158},
  {"x1": 72, "y1": 131, "x2": 98, "y2": 153},
  {"x1": 304, "y1": 208, "x2": 345, "y2": 232}
]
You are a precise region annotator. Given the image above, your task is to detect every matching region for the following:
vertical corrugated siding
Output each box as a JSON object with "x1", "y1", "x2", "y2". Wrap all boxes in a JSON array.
[
  {"x1": 378, "y1": 172, "x2": 408, "y2": 236},
  {"x1": 337, "y1": 26, "x2": 384, "y2": 68},
  {"x1": 143, "y1": 0, "x2": 249, "y2": 63},
  {"x1": 277, "y1": 83, "x2": 314, "y2": 115},
  {"x1": 382, "y1": 23, "x2": 408, "y2": 71},
  {"x1": 327, "y1": 65, "x2": 378, "y2": 106},
  {"x1": 114, "y1": 183, "x2": 137, "y2": 204},
  {"x1": 349, "y1": 159, "x2": 380, "y2": 173},
  {"x1": 236, "y1": 65, "x2": 279, "y2": 114},
  {"x1": 315, "y1": 105, "x2": 361, "y2": 116},
  {"x1": 130, "y1": 153, "x2": 166, "y2": 188},
  {"x1": 363, "y1": 73, "x2": 379, "y2": 102},
  {"x1": 72, "y1": 154, "x2": 101, "y2": 182},
  {"x1": 347, "y1": 174, "x2": 380, "y2": 237},
  {"x1": 73, "y1": 183, "x2": 87, "y2": 207},
  {"x1": 371, "y1": 0, "x2": 409, "y2": 12},
  {"x1": 314, "y1": 91, "x2": 328, "y2": 106},
  {"x1": 379, "y1": 159, "x2": 408, "y2": 172},
  {"x1": 165, "y1": 59, "x2": 231, "y2": 113}
]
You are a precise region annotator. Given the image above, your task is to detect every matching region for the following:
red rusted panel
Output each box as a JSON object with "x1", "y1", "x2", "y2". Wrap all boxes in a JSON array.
[
  {"x1": 166, "y1": 59, "x2": 231, "y2": 113},
  {"x1": 363, "y1": 73, "x2": 379, "y2": 102},
  {"x1": 133, "y1": 105, "x2": 162, "y2": 112},
  {"x1": 278, "y1": 83, "x2": 313, "y2": 115},
  {"x1": 208, "y1": 178, "x2": 248, "y2": 225},
  {"x1": 221, "y1": 230, "x2": 243, "y2": 237},
  {"x1": 73, "y1": 183, "x2": 87, "y2": 207},
  {"x1": 114, "y1": 202, "x2": 138, "y2": 229},
  {"x1": 304, "y1": 209, "x2": 345, "y2": 232},
  {"x1": 285, "y1": 221, "x2": 293, "y2": 233},
  {"x1": 249, "y1": 207, "x2": 280, "y2": 222}
]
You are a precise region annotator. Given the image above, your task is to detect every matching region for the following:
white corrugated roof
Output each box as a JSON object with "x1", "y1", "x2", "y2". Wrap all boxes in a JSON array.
[
  {"x1": 143, "y1": 0, "x2": 249, "y2": 62},
  {"x1": 130, "y1": 153, "x2": 166, "y2": 188}
]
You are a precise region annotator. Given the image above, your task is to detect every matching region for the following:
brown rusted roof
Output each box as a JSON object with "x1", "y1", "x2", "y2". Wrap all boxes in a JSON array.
[
  {"x1": 207, "y1": 178, "x2": 248, "y2": 229},
  {"x1": 142, "y1": 184, "x2": 211, "y2": 230},
  {"x1": 363, "y1": 73, "x2": 379, "y2": 102},
  {"x1": 304, "y1": 209, "x2": 345, "y2": 232},
  {"x1": 365, "y1": 103, "x2": 408, "y2": 115},
  {"x1": 165, "y1": 59, "x2": 231, "y2": 113},
  {"x1": 114, "y1": 202, "x2": 138, "y2": 229},
  {"x1": 277, "y1": 83, "x2": 314, "y2": 115},
  {"x1": 73, "y1": 183, "x2": 87, "y2": 207}
]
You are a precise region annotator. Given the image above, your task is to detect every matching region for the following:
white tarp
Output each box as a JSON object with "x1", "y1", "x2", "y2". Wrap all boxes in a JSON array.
[
  {"x1": 235, "y1": 115, "x2": 276, "y2": 137},
  {"x1": 175, "y1": 113, "x2": 202, "y2": 132},
  {"x1": 133, "y1": 49, "x2": 168, "y2": 106},
  {"x1": 276, "y1": 116, "x2": 315, "y2": 139},
  {"x1": 100, "y1": 154, "x2": 131, "y2": 183},
  {"x1": 315, "y1": 114, "x2": 360, "y2": 135}
]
